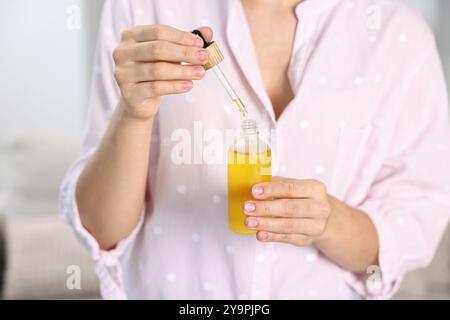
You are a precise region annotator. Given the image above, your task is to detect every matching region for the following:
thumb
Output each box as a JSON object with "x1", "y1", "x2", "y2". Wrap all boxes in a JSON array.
[{"x1": 194, "y1": 26, "x2": 214, "y2": 45}]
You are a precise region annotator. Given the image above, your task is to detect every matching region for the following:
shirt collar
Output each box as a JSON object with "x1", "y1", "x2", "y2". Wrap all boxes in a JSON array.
[{"x1": 225, "y1": 0, "x2": 341, "y2": 124}]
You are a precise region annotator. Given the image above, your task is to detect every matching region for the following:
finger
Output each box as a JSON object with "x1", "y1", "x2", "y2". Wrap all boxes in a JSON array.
[
  {"x1": 245, "y1": 216, "x2": 321, "y2": 235},
  {"x1": 196, "y1": 26, "x2": 214, "y2": 43},
  {"x1": 118, "y1": 62, "x2": 206, "y2": 83},
  {"x1": 127, "y1": 25, "x2": 204, "y2": 47},
  {"x1": 125, "y1": 80, "x2": 193, "y2": 104},
  {"x1": 251, "y1": 179, "x2": 327, "y2": 200},
  {"x1": 243, "y1": 199, "x2": 318, "y2": 218},
  {"x1": 256, "y1": 231, "x2": 313, "y2": 246},
  {"x1": 129, "y1": 41, "x2": 208, "y2": 64}
]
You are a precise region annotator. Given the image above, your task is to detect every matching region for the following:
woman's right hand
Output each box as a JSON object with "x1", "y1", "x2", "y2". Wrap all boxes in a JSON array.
[{"x1": 113, "y1": 25, "x2": 212, "y2": 120}]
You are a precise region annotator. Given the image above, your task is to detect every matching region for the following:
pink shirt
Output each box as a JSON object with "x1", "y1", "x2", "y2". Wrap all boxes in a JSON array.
[{"x1": 60, "y1": 0, "x2": 450, "y2": 299}]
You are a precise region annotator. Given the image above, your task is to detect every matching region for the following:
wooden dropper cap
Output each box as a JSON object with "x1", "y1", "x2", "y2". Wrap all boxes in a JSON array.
[{"x1": 192, "y1": 29, "x2": 224, "y2": 70}]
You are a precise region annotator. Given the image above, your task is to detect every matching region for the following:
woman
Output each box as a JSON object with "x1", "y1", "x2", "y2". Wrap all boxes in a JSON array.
[{"x1": 60, "y1": 0, "x2": 450, "y2": 299}]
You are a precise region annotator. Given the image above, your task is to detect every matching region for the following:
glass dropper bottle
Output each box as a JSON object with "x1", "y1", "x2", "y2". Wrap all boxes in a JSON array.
[
  {"x1": 192, "y1": 29, "x2": 248, "y2": 117},
  {"x1": 227, "y1": 119, "x2": 272, "y2": 234},
  {"x1": 191, "y1": 30, "x2": 272, "y2": 234}
]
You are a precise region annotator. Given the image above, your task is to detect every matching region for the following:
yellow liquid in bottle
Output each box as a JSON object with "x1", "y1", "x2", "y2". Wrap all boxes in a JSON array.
[{"x1": 227, "y1": 149, "x2": 271, "y2": 235}]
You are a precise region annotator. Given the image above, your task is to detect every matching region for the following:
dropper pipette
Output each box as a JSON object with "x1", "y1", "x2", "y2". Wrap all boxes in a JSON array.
[
  {"x1": 210, "y1": 65, "x2": 248, "y2": 116},
  {"x1": 192, "y1": 30, "x2": 249, "y2": 117}
]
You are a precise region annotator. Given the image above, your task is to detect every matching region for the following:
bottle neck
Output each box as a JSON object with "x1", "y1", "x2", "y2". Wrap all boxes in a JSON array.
[
  {"x1": 241, "y1": 119, "x2": 258, "y2": 136},
  {"x1": 231, "y1": 118, "x2": 269, "y2": 154}
]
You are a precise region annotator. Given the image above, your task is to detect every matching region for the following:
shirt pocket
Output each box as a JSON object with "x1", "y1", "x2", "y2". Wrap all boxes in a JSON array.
[{"x1": 329, "y1": 125, "x2": 392, "y2": 206}]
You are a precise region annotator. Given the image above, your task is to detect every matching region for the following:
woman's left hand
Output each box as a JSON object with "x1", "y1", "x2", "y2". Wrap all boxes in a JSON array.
[{"x1": 244, "y1": 177, "x2": 333, "y2": 246}]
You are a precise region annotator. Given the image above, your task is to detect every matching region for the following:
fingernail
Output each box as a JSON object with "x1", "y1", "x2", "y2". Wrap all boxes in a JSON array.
[
  {"x1": 197, "y1": 50, "x2": 208, "y2": 62},
  {"x1": 182, "y1": 81, "x2": 193, "y2": 91},
  {"x1": 193, "y1": 66, "x2": 205, "y2": 78},
  {"x1": 252, "y1": 186, "x2": 264, "y2": 196},
  {"x1": 244, "y1": 202, "x2": 256, "y2": 213},
  {"x1": 246, "y1": 218, "x2": 258, "y2": 228},
  {"x1": 258, "y1": 232, "x2": 268, "y2": 240},
  {"x1": 194, "y1": 37, "x2": 204, "y2": 48}
]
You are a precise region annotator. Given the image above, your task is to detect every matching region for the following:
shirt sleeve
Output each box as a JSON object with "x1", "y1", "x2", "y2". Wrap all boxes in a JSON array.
[
  {"x1": 59, "y1": 0, "x2": 147, "y2": 299},
  {"x1": 345, "y1": 43, "x2": 450, "y2": 299}
]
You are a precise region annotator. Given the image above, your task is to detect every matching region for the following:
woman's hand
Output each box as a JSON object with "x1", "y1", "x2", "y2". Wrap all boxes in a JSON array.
[
  {"x1": 244, "y1": 177, "x2": 332, "y2": 246},
  {"x1": 244, "y1": 177, "x2": 379, "y2": 272},
  {"x1": 113, "y1": 25, "x2": 212, "y2": 120}
]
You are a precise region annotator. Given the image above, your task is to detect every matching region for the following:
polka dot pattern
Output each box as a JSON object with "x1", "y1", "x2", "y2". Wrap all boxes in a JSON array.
[
  {"x1": 191, "y1": 232, "x2": 201, "y2": 242},
  {"x1": 279, "y1": 165, "x2": 288, "y2": 175},
  {"x1": 255, "y1": 254, "x2": 266, "y2": 263},
  {"x1": 135, "y1": 8, "x2": 144, "y2": 16},
  {"x1": 398, "y1": 33, "x2": 407, "y2": 42},
  {"x1": 165, "y1": 9, "x2": 175, "y2": 17},
  {"x1": 176, "y1": 184, "x2": 187, "y2": 194},
  {"x1": 226, "y1": 245, "x2": 235, "y2": 255},
  {"x1": 212, "y1": 195, "x2": 221, "y2": 204},
  {"x1": 299, "y1": 120, "x2": 310, "y2": 129},
  {"x1": 203, "y1": 282, "x2": 213, "y2": 291},
  {"x1": 308, "y1": 289, "x2": 318, "y2": 297},
  {"x1": 224, "y1": 104, "x2": 233, "y2": 114},
  {"x1": 103, "y1": 28, "x2": 113, "y2": 36},
  {"x1": 200, "y1": 19, "x2": 210, "y2": 26},
  {"x1": 153, "y1": 226, "x2": 163, "y2": 235},
  {"x1": 354, "y1": 76, "x2": 364, "y2": 86},
  {"x1": 166, "y1": 273, "x2": 176, "y2": 282},
  {"x1": 319, "y1": 77, "x2": 328, "y2": 86},
  {"x1": 185, "y1": 94, "x2": 195, "y2": 104},
  {"x1": 238, "y1": 293, "x2": 248, "y2": 300},
  {"x1": 314, "y1": 165, "x2": 325, "y2": 175},
  {"x1": 374, "y1": 74, "x2": 383, "y2": 83},
  {"x1": 306, "y1": 251, "x2": 318, "y2": 263}
]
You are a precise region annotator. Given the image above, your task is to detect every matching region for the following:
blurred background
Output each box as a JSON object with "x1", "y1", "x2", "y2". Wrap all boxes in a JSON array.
[{"x1": 0, "y1": 0, "x2": 449, "y2": 299}]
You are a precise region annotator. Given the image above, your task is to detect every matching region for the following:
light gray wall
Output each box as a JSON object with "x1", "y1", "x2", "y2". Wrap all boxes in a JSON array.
[
  {"x1": 0, "y1": 0, "x2": 103, "y2": 143},
  {"x1": 0, "y1": 0, "x2": 103, "y2": 216}
]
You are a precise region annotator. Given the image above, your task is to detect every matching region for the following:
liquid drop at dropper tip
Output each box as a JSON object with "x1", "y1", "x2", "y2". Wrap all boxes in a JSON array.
[{"x1": 232, "y1": 98, "x2": 248, "y2": 117}]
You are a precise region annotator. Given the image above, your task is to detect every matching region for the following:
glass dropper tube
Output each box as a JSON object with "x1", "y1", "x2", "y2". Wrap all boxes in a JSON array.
[
  {"x1": 192, "y1": 29, "x2": 249, "y2": 117},
  {"x1": 210, "y1": 65, "x2": 248, "y2": 117}
]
